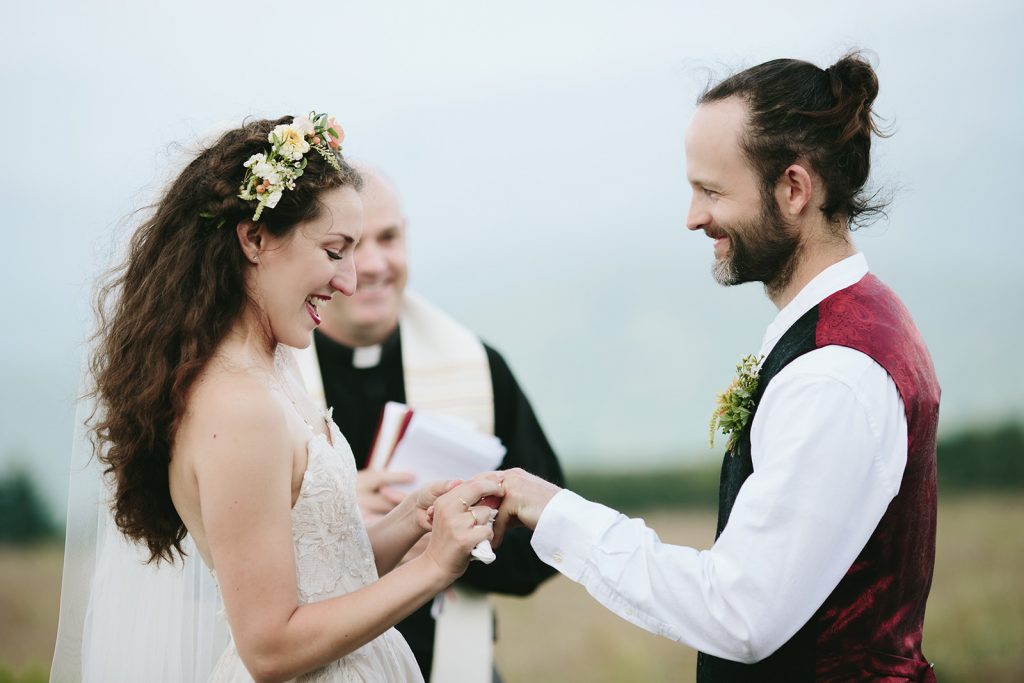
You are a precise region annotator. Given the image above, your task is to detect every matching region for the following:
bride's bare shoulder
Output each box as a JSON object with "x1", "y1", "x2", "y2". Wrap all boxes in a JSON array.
[{"x1": 176, "y1": 364, "x2": 289, "y2": 465}]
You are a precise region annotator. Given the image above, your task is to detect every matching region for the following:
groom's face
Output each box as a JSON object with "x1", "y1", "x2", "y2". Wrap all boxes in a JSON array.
[{"x1": 685, "y1": 98, "x2": 800, "y2": 289}]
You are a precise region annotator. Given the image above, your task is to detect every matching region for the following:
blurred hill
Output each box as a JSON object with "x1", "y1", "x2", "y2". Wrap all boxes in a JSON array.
[{"x1": 569, "y1": 421, "x2": 1024, "y2": 513}]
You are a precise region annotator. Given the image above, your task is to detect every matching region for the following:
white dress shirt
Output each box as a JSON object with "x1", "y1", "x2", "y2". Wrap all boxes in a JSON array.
[{"x1": 531, "y1": 253, "x2": 908, "y2": 663}]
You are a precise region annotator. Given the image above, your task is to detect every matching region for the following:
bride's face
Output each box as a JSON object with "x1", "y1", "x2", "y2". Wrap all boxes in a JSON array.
[{"x1": 246, "y1": 186, "x2": 364, "y2": 348}]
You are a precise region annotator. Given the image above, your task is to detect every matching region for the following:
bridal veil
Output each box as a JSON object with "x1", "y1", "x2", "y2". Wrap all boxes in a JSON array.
[{"x1": 50, "y1": 384, "x2": 229, "y2": 682}]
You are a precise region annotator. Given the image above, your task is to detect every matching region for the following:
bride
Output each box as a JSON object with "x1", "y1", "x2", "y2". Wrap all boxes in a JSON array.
[{"x1": 50, "y1": 113, "x2": 502, "y2": 682}]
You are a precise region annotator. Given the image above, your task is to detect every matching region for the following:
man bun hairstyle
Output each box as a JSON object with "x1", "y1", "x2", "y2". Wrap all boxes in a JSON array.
[{"x1": 700, "y1": 51, "x2": 889, "y2": 228}]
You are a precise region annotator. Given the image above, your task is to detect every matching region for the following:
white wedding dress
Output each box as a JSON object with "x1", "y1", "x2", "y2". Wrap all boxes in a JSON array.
[{"x1": 208, "y1": 419, "x2": 423, "y2": 683}]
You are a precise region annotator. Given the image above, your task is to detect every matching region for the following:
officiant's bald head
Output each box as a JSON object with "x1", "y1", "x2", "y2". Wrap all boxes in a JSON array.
[{"x1": 320, "y1": 162, "x2": 409, "y2": 347}]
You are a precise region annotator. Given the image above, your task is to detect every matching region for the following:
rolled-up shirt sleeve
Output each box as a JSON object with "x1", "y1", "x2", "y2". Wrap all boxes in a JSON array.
[{"x1": 531, "y1": 346, "x2": 907, "y2": 663}]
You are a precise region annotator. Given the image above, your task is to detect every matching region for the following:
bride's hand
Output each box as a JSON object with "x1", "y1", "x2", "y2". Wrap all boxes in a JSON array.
[
  {"x1": 423, "y1": 478, "x2": 505, "y2": 581},
  {"x1": 408, "y1": 478, "x2": 458, "y2": 533}
]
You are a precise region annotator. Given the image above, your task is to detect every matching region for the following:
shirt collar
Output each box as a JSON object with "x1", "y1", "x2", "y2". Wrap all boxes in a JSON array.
[{"x1": 759, "y1": 252, "x2": 869, "y2": 357}]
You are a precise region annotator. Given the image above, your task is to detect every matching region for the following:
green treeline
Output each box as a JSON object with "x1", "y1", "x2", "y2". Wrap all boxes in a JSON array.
[
  {"x1": 0, "y1": 422, "x2": 1021, "y2": 544},
  {"x1": 0, "y1": 469, "x2": 58, "y2": 545},
  {"x1": 571, "y1": 421, "x2": 1024, "y2": 514},
  {"x1": 934, "y1": 422, "x2": 1024, "y2": 493},
  {"x1": 569, "y1": 462, "x2": 721, "y2": 513}
]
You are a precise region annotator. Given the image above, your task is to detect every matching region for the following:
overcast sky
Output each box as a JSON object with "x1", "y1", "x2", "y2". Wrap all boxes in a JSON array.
[{"x1": 2, "y1": 1, "x2": 1022, "y2": 512}]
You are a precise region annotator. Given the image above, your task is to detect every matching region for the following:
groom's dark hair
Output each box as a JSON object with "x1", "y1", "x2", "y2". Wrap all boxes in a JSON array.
[{"x1": 700, "y1": 51, "x2": 890, "y2": 229}]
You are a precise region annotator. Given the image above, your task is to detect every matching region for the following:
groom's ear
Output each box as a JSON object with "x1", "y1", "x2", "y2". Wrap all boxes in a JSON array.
[
  {"x1": 236, "y1": 220, "x2": 264, "y2": 263},
  {"x1": 775, "y1": 162, "x2": 815, "y2": 218}
]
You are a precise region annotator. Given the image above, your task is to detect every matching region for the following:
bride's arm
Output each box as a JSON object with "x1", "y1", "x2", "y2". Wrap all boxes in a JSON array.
[{"x1": 192, "y1": 385, "x2": 501, "y2": 683}]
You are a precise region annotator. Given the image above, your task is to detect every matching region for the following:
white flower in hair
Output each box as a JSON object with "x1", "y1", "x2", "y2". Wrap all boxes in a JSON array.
[
  {"x1": 270, "y1": 123, "x2": 311, "y2": 161},
  {"x1": 292, "y1": 115, "x2": 315, "y2": 136},
  {"x1": 243, "y1": 152, "x2": 266, "y2": 169},
  {"x1": 265, "y1": 189, "x2": 284, "y2": 209},
  {"x1": 253, "y1": 159, "x2": 282, "y2": 186}
]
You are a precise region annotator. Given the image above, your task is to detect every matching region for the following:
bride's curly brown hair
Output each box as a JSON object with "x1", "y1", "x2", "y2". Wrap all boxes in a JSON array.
[{"x1": 89, "y1": 116, "x2": 362, "y2": 563}]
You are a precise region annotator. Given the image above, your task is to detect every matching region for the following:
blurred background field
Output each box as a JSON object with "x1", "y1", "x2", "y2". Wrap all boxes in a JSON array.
[
  {"x1": 2, "y1": 423, "x2": 1021, "y2": 682},
  {"x1": 494, "y1": 493, "x2": 1024, "y2": 683}
]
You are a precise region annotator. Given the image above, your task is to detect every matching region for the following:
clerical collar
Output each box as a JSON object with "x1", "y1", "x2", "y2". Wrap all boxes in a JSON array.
[
  {"x1": 352, "y1": 344, "x2": 382, "y2": 368},
  {"x1": 314, "y1": 326, "x2": 402, "y2": 369}
]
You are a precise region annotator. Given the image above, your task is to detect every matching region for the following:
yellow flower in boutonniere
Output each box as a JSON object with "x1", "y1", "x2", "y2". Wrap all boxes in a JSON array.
[{"x1": 709, "y1": 354, "x2": 764, "y2": 451}]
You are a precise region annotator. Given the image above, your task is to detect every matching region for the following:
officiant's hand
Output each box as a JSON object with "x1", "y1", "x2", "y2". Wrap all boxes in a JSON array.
[
  {"x1": 356, "y1": 469, "x2": 415, "y2": 524},
  {"x1": 492, "y1": 468, "x2": 561, "y2": 547}
]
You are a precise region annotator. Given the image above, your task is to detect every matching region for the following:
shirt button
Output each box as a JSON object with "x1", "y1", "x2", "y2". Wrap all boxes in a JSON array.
[
  {"x1": 624, "y1": 607, "x2": 635, "y2": 617},
  {"x1": 551, "y1": 551, "x2": 564, "y2": 564}
]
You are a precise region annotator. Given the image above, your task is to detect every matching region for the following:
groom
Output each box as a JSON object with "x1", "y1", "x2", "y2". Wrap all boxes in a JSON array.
[{"x1": 494, "y1": 54, "x2": 939, "y2": 682}]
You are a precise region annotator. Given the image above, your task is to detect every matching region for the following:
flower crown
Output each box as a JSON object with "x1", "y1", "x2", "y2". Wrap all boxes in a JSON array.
[{"x1": 238, "y1": 111, "x2": 345, "y2": 221}]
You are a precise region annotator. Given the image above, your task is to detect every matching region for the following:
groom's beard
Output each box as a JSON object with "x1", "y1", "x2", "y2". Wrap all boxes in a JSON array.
[{"x1": 713, "y1": 196, "x2": 801, "y2": 297}]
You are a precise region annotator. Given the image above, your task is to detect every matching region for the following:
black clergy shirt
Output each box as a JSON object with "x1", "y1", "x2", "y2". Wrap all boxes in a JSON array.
[{"x1": 313, "y1": 326, "x2": 565, "y2": 680}]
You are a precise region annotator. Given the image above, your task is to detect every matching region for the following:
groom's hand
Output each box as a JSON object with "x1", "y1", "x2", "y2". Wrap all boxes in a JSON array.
[{"x1": 492, "y1": 468, "x2": 561, "y2": 548}]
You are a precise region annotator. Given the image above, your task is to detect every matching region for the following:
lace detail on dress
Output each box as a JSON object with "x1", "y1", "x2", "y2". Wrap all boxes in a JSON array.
[
  {"x1": 291, "y1": 426, "x2": 377, "y2": 603},
  {"x1": 207, "y1": 420, "x2": 423, "y2": 683}
]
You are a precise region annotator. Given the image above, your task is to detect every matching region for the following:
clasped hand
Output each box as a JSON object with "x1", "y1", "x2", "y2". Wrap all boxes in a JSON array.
[
  {"x1": 489, "y1": 468, "x2": 562, "y2": 547},
  {"x1": 411, "y1": 477, "x2": 505, "y2": 580},
  {"x1": 355, "y1": 467, "x2": 562, "y2": 577}
]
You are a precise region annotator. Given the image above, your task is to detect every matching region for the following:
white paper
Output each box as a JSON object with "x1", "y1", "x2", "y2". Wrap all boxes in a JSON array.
[{"x1": 383, "y1": 405, "x2": 506, "y2": 493}]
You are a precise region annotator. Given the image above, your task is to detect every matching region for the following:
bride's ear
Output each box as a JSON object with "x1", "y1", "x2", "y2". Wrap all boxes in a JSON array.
[{"x1": 236, "y1": 220, "x2": 264, "y2": 264}]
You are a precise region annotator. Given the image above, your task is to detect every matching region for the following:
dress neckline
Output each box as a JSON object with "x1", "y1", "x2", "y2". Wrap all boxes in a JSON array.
[
  {"x1": 293, "y1": 418, "x2": 343, "y2": 511},
  {"x1": 301, "y1": 405, "x2": 336, "y2": 449}
]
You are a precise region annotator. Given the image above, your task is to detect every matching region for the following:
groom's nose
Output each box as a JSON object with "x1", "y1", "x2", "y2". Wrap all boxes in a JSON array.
[{"x1": 686, "y1": 195, "x2": 711, "y2": 232}]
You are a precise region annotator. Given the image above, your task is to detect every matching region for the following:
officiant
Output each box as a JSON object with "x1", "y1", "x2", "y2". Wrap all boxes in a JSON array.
[{"x1": 293, "y1": 163, "x2": 564, "y2": 683}]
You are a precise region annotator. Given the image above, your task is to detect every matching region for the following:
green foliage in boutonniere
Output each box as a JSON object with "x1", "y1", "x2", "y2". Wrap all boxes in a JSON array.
[{"x1": 709, "y1": 353, "x2": 764, "y2": 451}]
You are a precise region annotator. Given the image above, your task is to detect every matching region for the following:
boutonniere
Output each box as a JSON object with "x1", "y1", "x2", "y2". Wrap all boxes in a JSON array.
[{"x1": 709, "y1": 354, "x2": 764, "y2": 451}]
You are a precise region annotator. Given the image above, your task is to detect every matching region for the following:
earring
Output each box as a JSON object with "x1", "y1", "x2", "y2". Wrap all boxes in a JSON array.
[{"x1": 251, "y1": 254, "x2": 260, "y2": 264}]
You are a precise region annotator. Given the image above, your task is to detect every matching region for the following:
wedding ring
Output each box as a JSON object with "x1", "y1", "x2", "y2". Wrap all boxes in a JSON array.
[{"x1": 458, "y1": 496, "x2": 471, "y2": 510}]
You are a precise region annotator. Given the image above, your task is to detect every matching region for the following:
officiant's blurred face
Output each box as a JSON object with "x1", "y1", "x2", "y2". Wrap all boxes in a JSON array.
[
  {"x1": 685, "y1": 98, "x2": 800, "y2": 288},
  {"x1": 321, "y1": 168, "x2": 409, "y2": 346}
]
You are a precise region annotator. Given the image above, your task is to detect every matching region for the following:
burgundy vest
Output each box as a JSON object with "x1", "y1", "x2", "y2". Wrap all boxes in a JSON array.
[{"x1": 697, "y1": 274, "x2": 940, "y2": 683}]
